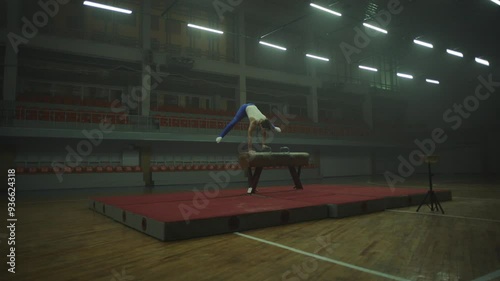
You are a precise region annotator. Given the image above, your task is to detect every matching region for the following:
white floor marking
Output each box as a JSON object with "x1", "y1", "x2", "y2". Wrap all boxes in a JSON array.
[{"x1": 234, "y1": 232, "x2": 411, "y2": 281}]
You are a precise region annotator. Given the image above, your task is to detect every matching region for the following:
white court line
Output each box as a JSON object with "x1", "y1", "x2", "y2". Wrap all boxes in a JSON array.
[
  {"x1": 471, "y1": 269, "x2": 500, "y2": 281},
  {"x1": 386, "y1": 210, "x2": 500, "y2": 223},
  {"x1": 234, "y1": 232, "x2": 411, "y2": 281}
]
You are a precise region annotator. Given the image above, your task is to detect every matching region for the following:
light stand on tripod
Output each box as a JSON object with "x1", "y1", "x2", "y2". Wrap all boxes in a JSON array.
[{"x1": 416, "y1": 155, "x2": 444, "y2": 214}]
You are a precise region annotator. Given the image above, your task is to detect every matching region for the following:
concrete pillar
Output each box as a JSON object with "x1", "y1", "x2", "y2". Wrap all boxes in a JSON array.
[
  {"x1": 362, "y1": 93, "x2": 374, "y2": 129},
  {"x1": 237, "y1": 75, "x2": 247, "y2": 107},
  {"x1": 306, "y1": 63, "x2": 319, "y2": 123},
  {"x1": 307, "y1": 87, "x2": 318, "y2": 123},
  {"x1": 236, "y1": 10, "x2": 246, "y2": 108},
  {"x1": 3, "y1": 0, "x2": 20, "y2": 102},
  {"x1": 140, "y1": 145, "x2": 154, "y2": 187},
  {"x1": 141, "y1": 0, "x2": 152, "y2": 117}
]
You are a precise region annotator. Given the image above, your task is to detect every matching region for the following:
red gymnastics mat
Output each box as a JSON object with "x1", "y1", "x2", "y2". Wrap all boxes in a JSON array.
[{"x1": 89, "y1": 184, "x2": 452, "y2": 241}]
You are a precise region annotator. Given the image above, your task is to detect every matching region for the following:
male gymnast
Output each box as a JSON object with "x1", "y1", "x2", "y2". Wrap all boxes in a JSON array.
[{"x1": 216, "y1": 103, "x2": 281, "y2": 151}]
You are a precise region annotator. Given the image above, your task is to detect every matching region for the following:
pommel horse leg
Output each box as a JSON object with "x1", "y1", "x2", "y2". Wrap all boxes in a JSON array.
[
  {"x1": 247, "y1": 167, "x2": 263, "y2": 194},
  {"x1": 288, "y1": 165, "x2": 303, "y2": 189}
]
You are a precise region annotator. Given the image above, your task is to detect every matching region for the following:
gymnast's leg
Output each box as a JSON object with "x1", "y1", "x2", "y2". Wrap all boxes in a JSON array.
[{"x1": 216, "y1": 104, "x2": 248, "y2": 143}]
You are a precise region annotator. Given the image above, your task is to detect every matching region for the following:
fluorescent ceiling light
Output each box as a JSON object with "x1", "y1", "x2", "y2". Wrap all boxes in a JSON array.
[
  {"x1": 187, "y1": 24, "x2": 223, "y2": 34},
  {"x1": 397, "y1": 73, "x2": 413, "y2": 79},
  {"x1": 83, "y1": 1, "x2": 132, "y2": 14},
  {"x1": 475, "y1": 57, "x2": 490, "y2": 66},
  {"x1": 426, "y1": 79, "x2": 440, "y2": 85},
  {"x1": 491, "y1": 0, "x2": 500, "y2": 6},
  {"x1": 362, "y1": 23, "x2": 388, "y2": 34},
  {"x1": 310, "y1": 3, "x2": 342, "y2": 16},
  {"x1": 446, "y1": 49, "x2": 463, "y2": 57},
  {"x1": 359, "y1": 65, "x2": 378, "y2": 72},
  {"x1": 259, "y1": 41, "x2": 287, "y2": 51},
  {"x1": 306, "y1": 54, "x2": 330, "y2": 62},
  {"x1": 413, "y1": 39, "x2": 433, "y2": 48}
]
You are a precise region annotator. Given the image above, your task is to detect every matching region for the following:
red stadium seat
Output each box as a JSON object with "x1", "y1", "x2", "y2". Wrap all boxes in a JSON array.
[
  {"x1": 134, "y1": 166, "x2": 141, "y2": 172},
  {"x1": 53, "y1": 111, "x2": 66, "y2": 122},
  {"x1": 160, "y1": 117, "x2": 170, "y2": 127},
  {"x1": 105, "y1": 166, "x2": 114, "y2": 173},
  {"x1": 16, "y1": 167, "x2": 26, "y2": 174},
  {"x1": 63, "y1": 166, "x2": 73, "y2": 173},
  {"x1": 40, "y1": 166, "x2": 50, "y2": 173},
  {"x1": 176, "y1": 165, "x2": 184, "y2": 171},
  {"x1": 115, "y1": 166, "x2": 124, "y2": 172},
  {"x1": 28, "y1": 167, "x2": 38, "y2": 173},
  {"x1": 85, "y1": 166, "x2": 94, "y2": 173},
  {"x1": 199, "y1": 119, "x2": 207, "y2": 129},
  {"x1": 179, "y1": 118, "x2": 189, "y2": 128},
  {"x1": 16, "y1": 107, "x2": 25, "y2": 120},
  {"x1": 74, "y1": 166, "x2": 83, "y2": 173},
  {"x1": 151, "y1": 165, "x2": 159, "y2": 172},
  {"x1": 39, "y1": 109, "x2": 52, "y2": 121},
  {"x1": 80, "y1": 112, "x2": 91, "y2": 123},
  {"x1": 91, "y1": 112, "x2": 104, "y2": 123},
  {"x1": 66, "y1": 111, "x2": 79, "y2": 122},
  {"x1": 95, "y1": 166, "x2": 104, "y2": 173},
  {"x1": 171, "y1": 118, "x2": 180, "y2": 127},
  {"x1": 26, "y1": 108, "x2": 39, "y2": 120},
  {"x1": 160, "y1": 165, "x2": 168, "y2": 172}
]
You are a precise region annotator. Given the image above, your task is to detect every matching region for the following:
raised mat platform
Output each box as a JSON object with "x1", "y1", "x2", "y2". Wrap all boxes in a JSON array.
[{"x1": 89, "y1": 184, "x2": 452, "y2": 241}]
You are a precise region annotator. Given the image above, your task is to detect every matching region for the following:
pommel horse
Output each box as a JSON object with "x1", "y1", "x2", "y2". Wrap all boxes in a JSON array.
[{"x1": 238, "y1": 151, "x2": 310, "y2": 194}]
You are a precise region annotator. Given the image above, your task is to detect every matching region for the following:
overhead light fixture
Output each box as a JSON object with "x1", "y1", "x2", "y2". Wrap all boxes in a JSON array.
[
  {"x1": 259, "y1": 41, "x2": 287, "y2": 51},
  {"x1": 310, "y1": 3, "x2": 342, "y2": 16},
  {"x1": 475, "y1": 57, "x2": 490, "y2": 66},
  {"x1": 426, "y1": 79, "x2": 440, "y2": 85},
  {"x1": 446, "y1": 49, "x2": 463, "y2": 58},
  {"x1": 362, "y1": 23, "x2": 388, "y2": 34},
  {"x1": 83, "y1": 1, "x2": 132, "y2": 14},
  {"x1": 187, "y1": 24, "x2": 223, "y2": 34},
  {"x1": 306, "y1": 54, "x2": 330, "y2": 62},
  {"x1": 491, "y1": 0, "x2": 500, "y2": 6},
  {"x1": 397, "y1": 73, "x2": 413, "y2": 79},
  {"x1": 413, "y1": 39, "x2": 433, "y2": 49},
  {"x1": 359, "y1": 65, "x2": 378, "y2": 72}
]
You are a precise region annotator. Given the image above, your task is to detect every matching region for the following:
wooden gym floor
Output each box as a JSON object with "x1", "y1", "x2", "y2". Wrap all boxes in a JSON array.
[{"x1": 1, "y1": 176, "x2": 499, "y2": 281}]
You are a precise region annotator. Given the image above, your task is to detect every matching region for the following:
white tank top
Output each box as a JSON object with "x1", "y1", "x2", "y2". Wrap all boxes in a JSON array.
[{"x1": 245, "y1": 105, "x2": 266, "y2": 121}]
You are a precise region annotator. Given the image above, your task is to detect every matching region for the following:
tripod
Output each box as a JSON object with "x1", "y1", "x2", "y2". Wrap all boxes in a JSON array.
[{"x1": 416, "y1": 156, "x2": 444, "y2": 214}]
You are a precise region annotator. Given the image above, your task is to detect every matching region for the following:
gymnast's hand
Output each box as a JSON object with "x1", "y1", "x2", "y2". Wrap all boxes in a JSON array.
[
  {"x1": 216, "y1": 137, "x2": 222, "y2": 143},
  {"x1": 274, "y1": 127, "x2": 281, "y2": 133}
]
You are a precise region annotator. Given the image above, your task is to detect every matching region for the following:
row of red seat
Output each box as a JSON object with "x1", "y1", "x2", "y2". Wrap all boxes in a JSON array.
[
  {"x1": 15, "y1": 107, "x2": 129, "y2": 124},
  {"x1": 16, "y1": 166, "x2": 142, "y2": 174},
  {"x1": 153, "y1": 105, "x2": 234, "y2": 117},
  {"x1": 13, "y1": 106, "x2": 369, "y2": 137},
  {"x1": 17, "y1": 95, "x2": 117, "y2": 108},
  {"x1": 151, "y1": 164, "x2": 317, "y2": 172},
  {"x1": 153, "y1": 115, "x2": 369, "y2": 137},
  {"x1": 16, "y1": 164, "x2": 318, "y2": 174}
]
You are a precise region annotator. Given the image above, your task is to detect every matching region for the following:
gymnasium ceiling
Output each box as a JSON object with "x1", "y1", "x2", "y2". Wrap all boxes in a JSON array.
[{"x1": 162, "y1": 0, "x2": 500, "y2": 83}]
